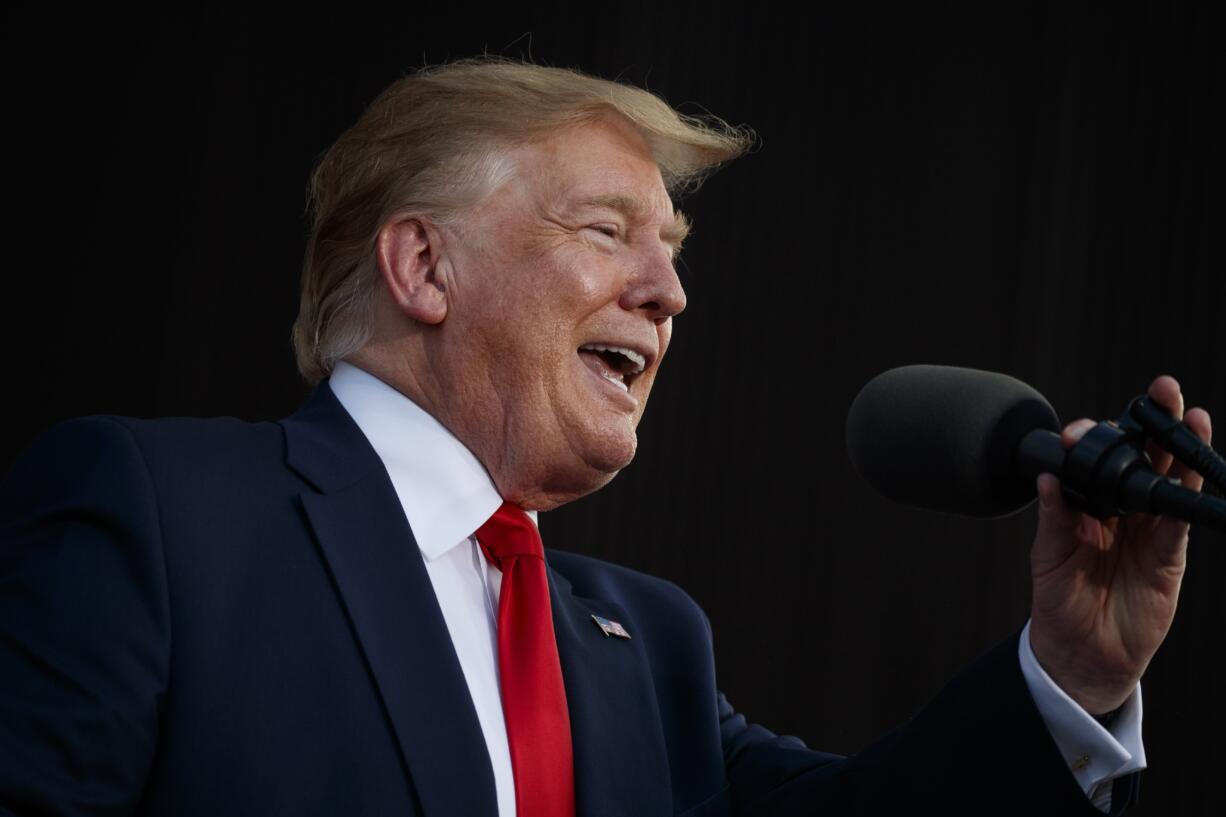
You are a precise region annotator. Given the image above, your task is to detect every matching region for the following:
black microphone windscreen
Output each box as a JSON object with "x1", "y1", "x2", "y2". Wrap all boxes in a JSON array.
[{"x1": 846, "y1": 365, "x2": 1062, "y2": 518}]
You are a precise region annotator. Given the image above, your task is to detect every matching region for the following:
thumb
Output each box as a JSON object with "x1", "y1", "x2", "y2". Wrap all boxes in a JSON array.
[{"x1": 1033, "y1": 473, "x2": 1083, "y2": 568}]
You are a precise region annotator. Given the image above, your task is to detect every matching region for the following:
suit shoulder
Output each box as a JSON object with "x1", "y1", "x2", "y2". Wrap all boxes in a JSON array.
[
  {"x1": 8, "y1": 415, "x2": 142, "y2": 466},
  {"x1": 101, "y1": 413, "x2": 281, "y2": 456},
  {"x1": 1, "y1": 417, "x2": 174, "y2": 557},
  {"x1": 4, "y1": 413, "x2": 285, "y2": 502},
  {"x1": 12, "y1": 412, "x2": 278, "y2": 458},
  {"x1": 3, "y1": 417, "x2": 151, "y2": 506},
  {"x1": 101, "y1": 413, "x2": 282, "y2": 470}
]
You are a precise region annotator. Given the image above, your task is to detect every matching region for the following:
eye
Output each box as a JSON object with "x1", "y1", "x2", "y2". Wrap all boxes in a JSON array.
[{"x1": 587, "y1": 224, "x2": 619, "y2": 240}]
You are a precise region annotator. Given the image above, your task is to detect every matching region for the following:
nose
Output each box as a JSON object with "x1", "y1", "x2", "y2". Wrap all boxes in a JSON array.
[{"x1": 620, "y1": 245, "x2": 687, "y2": 324}]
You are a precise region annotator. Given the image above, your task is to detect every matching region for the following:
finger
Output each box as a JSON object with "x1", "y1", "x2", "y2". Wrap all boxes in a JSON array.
[
  {"x1": 1060, "y1": 418, "x2": 1097, "y2": 449},
  {"x1": 1033, "y1": 473, "x2": 1091, "y2": 568},
  {"x1": 1146, "y1": 375, "x2": 1184, "y2": 417},
  {"x1": 1144, "y1": 375, "x2": 1184, "y2": 475},
  {"x1": 1149, "y1": 403, "x2": 1208, "y2": 563},
  {"x1": 1166, "y1": 406, "x2": 1213, "y2": 494}
]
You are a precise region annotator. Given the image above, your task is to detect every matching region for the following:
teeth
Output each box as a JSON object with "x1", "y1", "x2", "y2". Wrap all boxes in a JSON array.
[
  {"x1": 579, "y1": 343, "x2": 647, "y2": 374},
  {"x1": 600, "y1": 371, "x2": 629, "y2": 392}
]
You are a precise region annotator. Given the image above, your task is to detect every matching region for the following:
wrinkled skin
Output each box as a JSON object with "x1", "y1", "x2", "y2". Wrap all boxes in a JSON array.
[
  {"x1": 1031, "y1": 375, "x2": 1212, "y2": 713},
  {"x1": 352, "y1": 112, "x2": 688, "y2": 509}
]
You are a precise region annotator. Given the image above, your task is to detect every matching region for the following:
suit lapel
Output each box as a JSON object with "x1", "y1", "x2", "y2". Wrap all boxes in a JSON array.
[
  {"x1": 282, "y1": 382, "x2": 674, "y2": 817},
  {"x1": 282, "y1": 383, "x2": 498, "y2": 817},
  {"x1": 548, "y1": 566, "x2": 673, "y2": 817}
]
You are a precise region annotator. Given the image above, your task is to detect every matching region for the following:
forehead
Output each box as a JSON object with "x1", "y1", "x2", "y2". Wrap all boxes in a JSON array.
[{"x1": 521, "y1": 116, "x2": 674, "y2": 217}]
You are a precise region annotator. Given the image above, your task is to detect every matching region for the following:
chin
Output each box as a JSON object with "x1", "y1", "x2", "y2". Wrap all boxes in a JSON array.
[
  {"x1": 581, "y1": 421, "x2": 639, "y2": 474},
  {"x1": 524, "y1": 428, "x2": 637, "y2": 510}
]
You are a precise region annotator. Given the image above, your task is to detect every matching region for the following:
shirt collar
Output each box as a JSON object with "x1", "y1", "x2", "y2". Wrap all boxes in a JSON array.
[{"x1": 328, "y1": 361, "x2": 535, "y2": 561}]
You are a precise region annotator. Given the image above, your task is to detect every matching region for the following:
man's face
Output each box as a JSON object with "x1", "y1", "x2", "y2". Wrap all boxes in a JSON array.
[{"x1": 435, "y1": 114, "x2": 688, "y2": 507}]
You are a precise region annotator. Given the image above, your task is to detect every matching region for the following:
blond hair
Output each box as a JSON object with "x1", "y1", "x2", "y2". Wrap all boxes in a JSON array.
[{"x1": 292, "y1": 56, "x2": 754, "y2": 384}]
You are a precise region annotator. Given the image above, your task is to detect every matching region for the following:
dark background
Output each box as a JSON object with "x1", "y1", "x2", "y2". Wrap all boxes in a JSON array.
[{"x1": 5, "y1": 1, "x2": 1222, "y2": 813}]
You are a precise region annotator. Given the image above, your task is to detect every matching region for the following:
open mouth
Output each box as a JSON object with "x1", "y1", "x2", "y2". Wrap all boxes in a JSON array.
[{"x1": 577, "y1": 343, "x2": 647, "y2": 393}]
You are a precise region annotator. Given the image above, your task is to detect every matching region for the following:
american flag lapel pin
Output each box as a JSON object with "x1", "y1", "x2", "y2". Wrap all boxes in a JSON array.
[{"x1": 591, "y1": 614, "x2": 631, "y2": 639}]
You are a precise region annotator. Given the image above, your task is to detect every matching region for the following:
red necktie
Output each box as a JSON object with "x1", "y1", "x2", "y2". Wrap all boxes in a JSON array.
[{"x1": 476, "y1": 502, "x2": 576, "y2": 817}]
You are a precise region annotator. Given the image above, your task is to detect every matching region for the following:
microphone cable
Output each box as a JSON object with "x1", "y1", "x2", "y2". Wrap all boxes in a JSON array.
[{"x1": 1123, "y1": 395, "x2": 1226, "y2": 497}]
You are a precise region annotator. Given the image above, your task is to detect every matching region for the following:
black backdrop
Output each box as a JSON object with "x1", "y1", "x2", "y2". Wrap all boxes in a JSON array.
[{"x1": 5, "y1": 2, "x2": 1222, "y2": 814}]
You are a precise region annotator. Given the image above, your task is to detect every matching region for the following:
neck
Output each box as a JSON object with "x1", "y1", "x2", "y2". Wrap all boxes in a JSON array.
[{"x1": 343, "y1": 349, "x2": 614, "y2": 511}]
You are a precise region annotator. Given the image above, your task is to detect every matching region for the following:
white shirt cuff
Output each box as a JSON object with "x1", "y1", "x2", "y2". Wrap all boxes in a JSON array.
[{"x1": 1017, "y1": 620, "x2": 1146, "y2": 809}]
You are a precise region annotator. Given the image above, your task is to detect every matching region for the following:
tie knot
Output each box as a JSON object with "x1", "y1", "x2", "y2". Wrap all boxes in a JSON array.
[{"x1": 475, "y1": 502, "x2": 544, "y2": 568}]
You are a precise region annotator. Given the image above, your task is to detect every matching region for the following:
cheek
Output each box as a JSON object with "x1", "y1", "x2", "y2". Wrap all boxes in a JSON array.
[
  {"x1": 657, "y1": 319, "x2": 674, "y2": 358},
  {"x1": 571, "y1": 268, "x2": 611, "y2": 303},
  {"x1": 551, "y1": 241, "x2": 624, "y2": 301}
]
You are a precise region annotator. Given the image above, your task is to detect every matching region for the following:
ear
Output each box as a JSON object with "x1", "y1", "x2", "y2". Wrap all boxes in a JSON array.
[{"x1": 375, "y1": 216, "x2": 449, "y2": 325}]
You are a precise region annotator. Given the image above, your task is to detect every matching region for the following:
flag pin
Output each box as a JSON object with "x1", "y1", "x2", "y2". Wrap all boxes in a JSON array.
[{"x1": 591, "y1": 614, "x2": 631, "y2": 639}]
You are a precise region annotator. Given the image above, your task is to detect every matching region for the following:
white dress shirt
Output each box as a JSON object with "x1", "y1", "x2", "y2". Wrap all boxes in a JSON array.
[
  {"x1": 1019, "y1": 621, "x2": 1146, "y2": 810},
  {"x1": 328, "y1": 360, "x2": 1145, "y2": 815}
]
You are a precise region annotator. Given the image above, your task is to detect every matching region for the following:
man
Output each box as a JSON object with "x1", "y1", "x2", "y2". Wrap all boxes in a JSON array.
[{"x1": 0, "y1": 57, "x2": 1213, "y2": 816}]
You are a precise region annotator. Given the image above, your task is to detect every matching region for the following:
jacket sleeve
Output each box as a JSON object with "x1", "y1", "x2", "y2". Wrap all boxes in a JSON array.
[
  {"x1": 0, "y1": 417, "x2": 171, "y2": 816},
  {"x1": 717, "y1": 632, "x2": 1140, "y2": 816}
]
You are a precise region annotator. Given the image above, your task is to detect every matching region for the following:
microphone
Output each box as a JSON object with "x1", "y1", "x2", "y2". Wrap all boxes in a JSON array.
[{"x1": 845, "y1": 365, "x2": 1226, "y2": 531}]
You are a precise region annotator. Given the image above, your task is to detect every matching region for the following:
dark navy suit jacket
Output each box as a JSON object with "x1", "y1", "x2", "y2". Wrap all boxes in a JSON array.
[{"x1": 0, "y1": 382, "x2": 1136, "y2": 816}]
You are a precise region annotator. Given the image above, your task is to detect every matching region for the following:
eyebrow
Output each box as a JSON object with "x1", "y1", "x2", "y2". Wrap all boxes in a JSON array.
[{"x1": 573, "y1": 193, "x2": 692, "y2": 255}]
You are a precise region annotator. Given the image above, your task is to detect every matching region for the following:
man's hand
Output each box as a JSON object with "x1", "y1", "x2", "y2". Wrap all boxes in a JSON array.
[{"x1": 1029, "y1": 375, "x2": 1213, "y2": 715}]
